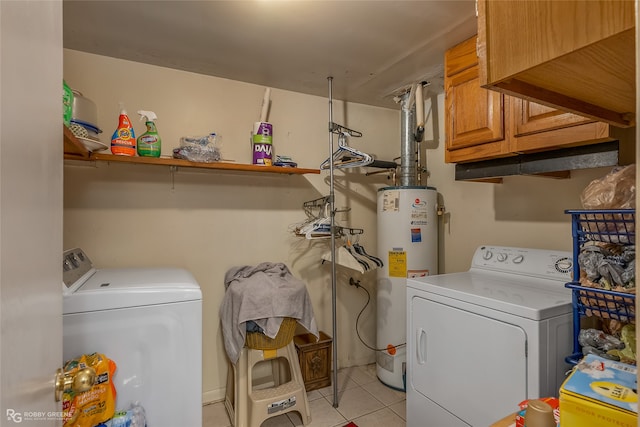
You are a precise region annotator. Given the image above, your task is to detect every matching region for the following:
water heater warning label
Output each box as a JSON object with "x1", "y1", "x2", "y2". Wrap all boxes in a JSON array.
[
  {"x1": 381, "y1": 190, "x2": 400, "y2": 212},
  {"x1": 388, "y1": 251, "x2": 407, "y2": 277}
]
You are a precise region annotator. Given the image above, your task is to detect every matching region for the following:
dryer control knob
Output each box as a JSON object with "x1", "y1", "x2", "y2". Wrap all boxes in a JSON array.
[
  {"x1": 483, "y1": 250, "x2": 493, "y2": 260},
  {"x1": 512, "y1": 255, "x2": 524, "y2": 264},
  {"x1": 497, "y1": 253, "x2": 508, "y2": 262}
]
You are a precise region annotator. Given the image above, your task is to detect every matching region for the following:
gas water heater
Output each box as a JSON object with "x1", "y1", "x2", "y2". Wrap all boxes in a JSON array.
[{"x1": 376, "y1": 186, "x2": 438, "y2": 390}]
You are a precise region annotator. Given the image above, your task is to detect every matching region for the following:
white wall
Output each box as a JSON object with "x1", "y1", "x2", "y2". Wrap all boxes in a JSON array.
[{"x1": 63, "y1": 49, "x2": 618, "y2": 403}]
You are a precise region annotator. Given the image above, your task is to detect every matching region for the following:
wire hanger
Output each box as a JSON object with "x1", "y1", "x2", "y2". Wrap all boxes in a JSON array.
[
  {"x1": 291, "y1": 196, "x2": 332, "y2": 238},
  {"x1": 320, "y1": 132, "x2": 373, "y2": 170},
  {"x1": 297, "y1": 201, "x2": 333, "y2": 239}
]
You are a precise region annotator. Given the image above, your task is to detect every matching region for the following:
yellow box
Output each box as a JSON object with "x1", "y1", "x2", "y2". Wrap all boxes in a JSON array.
[{"x1": 560, "y1": 354, "x2": 637, "y2": 427}]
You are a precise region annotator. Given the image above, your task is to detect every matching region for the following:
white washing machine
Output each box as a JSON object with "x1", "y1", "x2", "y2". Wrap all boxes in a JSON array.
[
  {"x1": 62, "y1": 248, "x2": 203, "y2": 427},
  {"x1": 406, "y1": 246, "x2": 573, "y2": 427}
]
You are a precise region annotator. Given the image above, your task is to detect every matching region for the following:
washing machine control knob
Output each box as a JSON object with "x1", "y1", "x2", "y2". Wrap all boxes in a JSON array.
[
  {"x1": 497, "y1": 253, "x2": 508, "y2": 262},
  {"x1": 512, "y1": 255, "x2": 524, "y2": 264},
  {"x1": 483, "y1": 250, "x2": 493, "y2": 260}
]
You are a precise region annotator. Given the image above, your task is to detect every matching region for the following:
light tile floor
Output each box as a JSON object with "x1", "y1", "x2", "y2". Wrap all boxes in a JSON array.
[{"x1": 203, "y1": 363, "x2": 406, "y2": 427}]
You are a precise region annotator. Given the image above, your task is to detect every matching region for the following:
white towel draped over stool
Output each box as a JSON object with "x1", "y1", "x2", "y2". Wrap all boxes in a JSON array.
[{"x1": 219, "y1": 262, "x2": 318, "y2": 364}]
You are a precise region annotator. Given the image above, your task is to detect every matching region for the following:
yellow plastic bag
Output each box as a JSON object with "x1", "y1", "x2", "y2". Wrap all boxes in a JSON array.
[{"x1": 62, "y1": 353, "x2": 117, "y2": 427}]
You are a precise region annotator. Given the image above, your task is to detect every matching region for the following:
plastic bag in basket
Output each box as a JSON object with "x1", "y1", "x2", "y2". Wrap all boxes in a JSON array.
[
  {"x1": 581, "y1": 164, "x2": 635, "y2": 210},
  {"x1": 579, "y1": 165, "x2": 635, "y2": 244},
  {"x1": 576, "y1": 277, "x2": 636, "y2": 322},
  {"x1": 579, "y1": 244, "x2": 635, "y2": 292}
]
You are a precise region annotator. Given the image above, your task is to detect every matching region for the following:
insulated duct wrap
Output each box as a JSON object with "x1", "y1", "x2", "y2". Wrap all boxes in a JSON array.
[{"x1": 399, "y1": 91, "x2": 417, "y2": 186}]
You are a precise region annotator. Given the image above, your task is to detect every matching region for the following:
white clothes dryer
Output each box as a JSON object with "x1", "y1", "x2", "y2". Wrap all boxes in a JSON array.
[
  {"x1": 62, "y1": 248, "x2": 203, "y2": 427},
  {"x1": 406, "y1": 246, "x2": 573, "y2": 427}
]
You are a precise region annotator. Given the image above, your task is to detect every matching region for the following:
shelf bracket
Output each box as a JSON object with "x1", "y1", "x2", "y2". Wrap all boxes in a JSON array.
[{"x1": 169, "y1": 165, "x2": 178, "y2": 190}]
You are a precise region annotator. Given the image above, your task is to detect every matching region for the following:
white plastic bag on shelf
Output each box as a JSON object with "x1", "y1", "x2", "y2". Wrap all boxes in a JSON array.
[{"x1": 173, "y1": 133, "x2": 222, "y2": 163}]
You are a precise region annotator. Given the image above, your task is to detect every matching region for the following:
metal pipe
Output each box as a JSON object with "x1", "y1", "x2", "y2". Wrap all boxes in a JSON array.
[
  {"x1": 399, "y1": 91, "x2": 417, "y2": 186},
  {"x1": 327, "y1": 76, "x2": 339, "y2": 408},
  {"x1": 415, "y1": 84, "x2": 424, "y2": 186},
  {"x1": 416, "y1": 137, "x2": 422, "y2": 186}
]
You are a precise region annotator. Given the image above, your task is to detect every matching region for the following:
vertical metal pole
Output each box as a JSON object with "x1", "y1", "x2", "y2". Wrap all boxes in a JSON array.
[{"x1": 327, "y1": 76, "x2": 339, "y2": 408}]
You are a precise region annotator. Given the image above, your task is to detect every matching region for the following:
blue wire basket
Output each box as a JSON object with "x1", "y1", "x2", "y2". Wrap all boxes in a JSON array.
[{"x1": 564, "y1": 209, "x2": 635, "y2": 364}]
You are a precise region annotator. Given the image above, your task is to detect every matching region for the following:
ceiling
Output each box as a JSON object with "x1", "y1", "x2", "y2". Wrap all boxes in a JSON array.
[{"x1": 63, "y1": 1, "x2": 478, "y2": 110}]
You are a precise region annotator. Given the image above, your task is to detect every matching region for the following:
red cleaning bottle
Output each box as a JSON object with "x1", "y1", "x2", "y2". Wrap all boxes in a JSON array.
[{"x1": 111, "y1": 103, "x2": 136, "y2": 156}]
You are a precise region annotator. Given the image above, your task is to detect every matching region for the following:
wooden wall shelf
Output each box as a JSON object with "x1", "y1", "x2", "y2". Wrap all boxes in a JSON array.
[{"x1": 63, "y1": 126, "x2": 320, "y2": 175}]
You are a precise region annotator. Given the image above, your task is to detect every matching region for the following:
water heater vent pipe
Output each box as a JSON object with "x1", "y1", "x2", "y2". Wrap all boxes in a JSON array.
[{"x1": 399, "y1": 90, "x2": 418, "y2": 187}]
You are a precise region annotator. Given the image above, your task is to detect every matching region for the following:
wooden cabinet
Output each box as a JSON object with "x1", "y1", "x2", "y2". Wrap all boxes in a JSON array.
[
  {"x1": 510, "y1": 98, "x2": 630, "y2": 153},
  {"x1": 446, "y1": 36, "x2": 634, "y2": 167},
  {"x1": 512, "y1": 100, "x2": 593, "y2": 137},
  {"x1": 445, "y1": 37, "x2": 511, "y2": 164},
  {"x1": 294, "y1": 332, "x2": 332, "y2": 391},
  {"x1": 477, "y1": 0, "x2": 636, "y2": 128}
]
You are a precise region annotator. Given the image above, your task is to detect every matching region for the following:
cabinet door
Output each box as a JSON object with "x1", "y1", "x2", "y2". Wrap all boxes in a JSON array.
[
  {"x1": 511, "y1": 97, "x2": 612, "y2": 153},
  {"x1": 445, "y1": 64, "x2": 510, "y2": 163},
  {"x1": 512, "y1": 98, "x2": 593, "y2": 137},
  {"x1": 477, "y1": 0, "x2": 635, "y2": 127}
]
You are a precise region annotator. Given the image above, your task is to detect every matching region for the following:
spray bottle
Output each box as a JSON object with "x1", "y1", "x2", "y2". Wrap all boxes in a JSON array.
[
  {"x1": 111, "y1": 103, "x2": 136, "y2": 156},
  {"x1": 62, "y1": 80, "x2": 73, "y2": 127},
  {"x1": 136, "y1": 110, "x2": 161, "y2": 157}
]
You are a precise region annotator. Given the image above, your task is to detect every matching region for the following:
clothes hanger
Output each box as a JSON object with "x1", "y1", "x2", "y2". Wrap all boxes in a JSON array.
[
  {"x1": 321, "y1": 244, "x2": 365, "y2": 273},
  {"x1": 324, "y1": 133, "x2": 373, "y2": 169},
  {"x1": 292, "y1": 196, "x2": 332, "y2": 237},
  {"x1": 353, "y1": 243, "x2": 383, "y2": 267},
  {"x1": 346, "y1": 241, "x2": 375, "y2": 271},
  {"x1": 304, "y1": 217, "x2": 331, "y2": 239},
  {"x1": 340, "y1": 229, "x2": 381, "y2": 270},
  {"x1": 320, "y1": 132, "x2": 373, "y2": 170},
  {"x1": 351, "y1": 233, "x2": 383, "y2": 267},
  {"x1": 345, "y1": 235, "x2": 379, "y2": 271},
  {"x1": 322, "y1": 229, "x2": 377, "y2": 271},
  {"x1": 299, "y1": 202, "x2": 332, "y2": 239}
]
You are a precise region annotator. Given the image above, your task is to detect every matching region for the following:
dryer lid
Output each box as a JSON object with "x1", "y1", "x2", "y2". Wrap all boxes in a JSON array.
[{"x1": 63, "y1": 267, "x2": 202, "y2": 314}]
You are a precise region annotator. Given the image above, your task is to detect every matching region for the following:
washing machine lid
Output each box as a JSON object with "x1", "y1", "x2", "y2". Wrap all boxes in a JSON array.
[
  {"x1": 63, "y1": 267, "x2": 202, "y2": 314},
  {"x1": 407, "y1": 270, "x2": 572, "y2": 320}
]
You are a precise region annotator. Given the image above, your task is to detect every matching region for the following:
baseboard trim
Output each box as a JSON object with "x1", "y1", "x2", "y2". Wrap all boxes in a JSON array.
[{"x1": 203, "y1": 388, "x2": 226, "y2": 405}]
